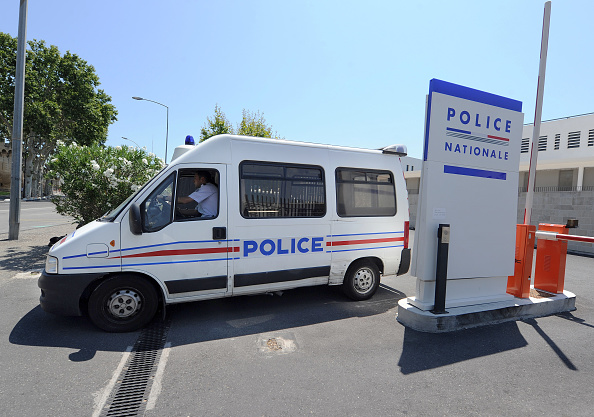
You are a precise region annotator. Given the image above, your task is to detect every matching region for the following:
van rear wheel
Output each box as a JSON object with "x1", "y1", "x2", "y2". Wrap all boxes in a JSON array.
[
  {"x1": 88, "y1": 275, "x2": 158, "y2": 332},
  {"x1": 342, "y1": 260, "x2": 380, "y2": 301}
]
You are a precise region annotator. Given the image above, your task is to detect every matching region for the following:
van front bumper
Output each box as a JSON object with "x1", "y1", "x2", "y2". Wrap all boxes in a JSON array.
[{"x1": 38, "y1": 270, "x2": 104, "y2": 316}]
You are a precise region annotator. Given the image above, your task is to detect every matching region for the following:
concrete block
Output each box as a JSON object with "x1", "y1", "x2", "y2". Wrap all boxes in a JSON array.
[{"x1": 397, "y1": 290, "x2": 576, "y2": 333}]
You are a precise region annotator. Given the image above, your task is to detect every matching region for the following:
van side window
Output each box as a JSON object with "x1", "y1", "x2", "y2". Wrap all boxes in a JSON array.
[
  {"x1": 174, "y1": 168, "x2": 219, "y2": 221},
  {"x1": 335, "y1": 168, "x2": 396, "y2": 217},
  {"x1": 142, "y1": 172, "x2": 176, "y2": 232},
  {"x1": 240, "y1": 161, "x2": 326, "y2": 218}
]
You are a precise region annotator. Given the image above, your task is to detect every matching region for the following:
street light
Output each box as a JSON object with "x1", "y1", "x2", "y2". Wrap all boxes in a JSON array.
[
  {"x1": 132, "y1": 96, "x2": 169, "y2": 163},
  {"x1": 121, "y1": 136, "x2": 140, "y2": 148}
]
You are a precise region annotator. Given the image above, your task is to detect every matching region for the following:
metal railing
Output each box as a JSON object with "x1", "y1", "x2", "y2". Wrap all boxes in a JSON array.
[{"x1": 518, "y1": 185, "x2": 594, "y2": 193}]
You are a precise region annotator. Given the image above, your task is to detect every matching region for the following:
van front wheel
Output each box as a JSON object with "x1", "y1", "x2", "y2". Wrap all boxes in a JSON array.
[
  {"x1": 342, "y1": 260, "x2": 380, "y2": 301},
  {"x1": 88, "y1": 275, "x2": 158, "y2": 332}
]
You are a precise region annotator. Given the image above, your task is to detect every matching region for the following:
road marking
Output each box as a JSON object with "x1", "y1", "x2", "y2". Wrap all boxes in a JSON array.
[
  {"x1": 146, "y1": 342, "x2": 172, "y2": 410},
  {"x1": 92, "y1": 346, "x2": 133, "y2": 417}
]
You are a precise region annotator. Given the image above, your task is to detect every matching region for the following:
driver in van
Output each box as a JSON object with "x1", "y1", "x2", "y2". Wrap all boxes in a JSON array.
[{"x1": 176, "y1": 170, "x2": 218, "y2": 218}]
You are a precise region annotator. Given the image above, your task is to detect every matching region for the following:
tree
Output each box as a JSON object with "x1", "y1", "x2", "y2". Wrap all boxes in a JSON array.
[
  {"x1": 199, "y1": 105, "x2": 282, "y2": 142},
  {"x1": 0, "y1": 32, "x2": 117, "y2": 197},
  {"x1": 46, "y1": 142, "x2": 164, "y2": 225},
  {"x1": 236, "y1": 109, "x2": 281, "y2": 139},
  {"x1": 199, "y1": 104, "x2": 233, "y2": 142}
]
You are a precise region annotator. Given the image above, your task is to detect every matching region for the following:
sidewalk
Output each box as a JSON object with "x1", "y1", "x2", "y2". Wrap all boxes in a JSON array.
[{"x1": 0, "y1": 223, "x2": 75, "y2": 278}]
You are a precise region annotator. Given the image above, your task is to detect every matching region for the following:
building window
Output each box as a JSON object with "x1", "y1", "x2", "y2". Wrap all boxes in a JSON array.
[
  {"x1": 559, "y1": 170, "x2": 574, "y2": 190},
  {"x1": 568, "y1": 131, "x2": 581, "y2": 148},
  {"x1": 335, "y1": 168, "x2": 396, "y2": 217},
  {"x1": 521, "y1": 138, "x2": 530, "y2": 153},
  {"x1": 240, "y1": 161, "x2": 325, "y2": 218},
  {"x1": 554, "y1": 133, "x2": 560, "y2": 150},
  {"x1": 538, "y1": 135, "x2": 547, "y2": 151},
  {"x1": 588, "y1": 129, "x2": 594, "y2": 147}
]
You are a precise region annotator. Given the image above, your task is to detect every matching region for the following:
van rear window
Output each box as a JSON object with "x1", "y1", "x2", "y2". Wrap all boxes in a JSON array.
[
  {"x1": 335, "y1": 168, "x2": 396, "y2": 217},
  {"x1": 240, "y1": 161, "x2": 326, "y2": 218}
]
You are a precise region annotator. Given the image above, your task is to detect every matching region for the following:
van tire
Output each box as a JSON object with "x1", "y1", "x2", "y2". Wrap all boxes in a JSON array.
[
  {"x1": 87, "y1": 275, "x2": 158, "y2": 332},
  {"x1": 342, "y1": 260, "x2": 380, "y2": 301}
]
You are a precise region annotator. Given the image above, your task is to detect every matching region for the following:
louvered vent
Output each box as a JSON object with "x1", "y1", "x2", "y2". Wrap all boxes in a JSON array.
[
  {"x1": 554, "y1": 133, "x2": 560, "y2": 150},
  {"x1": 588, "y1": 129, "x2": 594, "y2": 147},
  {"x1": 538, "y1": 135, "x2": 547, "y2": 151},
  {"x1": 521, "y1": 137, "x2": 530, "y2": 153},
  {"x1": 567, "y1": 131, "x2": 581, "y2": 148}
]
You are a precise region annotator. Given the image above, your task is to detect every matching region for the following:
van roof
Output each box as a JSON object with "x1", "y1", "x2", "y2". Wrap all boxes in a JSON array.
[{"x1": 171, "y1": 134, "x2": 403, "y2": 165}]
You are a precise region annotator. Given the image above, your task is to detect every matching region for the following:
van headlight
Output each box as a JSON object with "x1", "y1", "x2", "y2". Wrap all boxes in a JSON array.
[{"x1": 45, "y1": 255, "x2": 58, "y2": 274}]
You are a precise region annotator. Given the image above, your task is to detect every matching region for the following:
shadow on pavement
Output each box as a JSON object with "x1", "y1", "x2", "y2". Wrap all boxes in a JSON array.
[
  {"x1": 555, "y1": 311, "x2": 594, "y2": 329},
  {"x1": 9, "y1": 306, "x2": 141, "y2": 361},
  {"x1": 10, "y1": 284, "x2": 407, "y2": 359},
  {"x1": 0, "y1": 243, "x2": 48, "y2": 272},
  {"x1": 167, "y1": 284, "x2": 406, "y2": 346},
  {"x1": 522, "y1": 317, "x2": 578, "y2": 371},
  {"x1": 398, "y1": 321, "x2": 528, "y2": 374}
]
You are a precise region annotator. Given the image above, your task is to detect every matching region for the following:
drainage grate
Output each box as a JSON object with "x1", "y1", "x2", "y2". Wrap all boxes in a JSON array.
[{"x1": 100, "y1": 320, "x2": 170, "y2": 417}]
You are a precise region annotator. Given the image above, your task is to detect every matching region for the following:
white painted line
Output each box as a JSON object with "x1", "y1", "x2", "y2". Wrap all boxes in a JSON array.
[
  {"x1": 146, "y1": 342, "x2": 172, "y2": 411},
  {"x1": 92, "y1": 346, "x2": 133, "y2": 417}
]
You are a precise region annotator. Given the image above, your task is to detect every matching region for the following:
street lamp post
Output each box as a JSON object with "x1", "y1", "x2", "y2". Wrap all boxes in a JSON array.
[
  {"x1": 132, "y1": 96, "x2": 169, "y2": 163},
  {"x1": 121, "y1": 136, "x2": 140, "y2": 148}
]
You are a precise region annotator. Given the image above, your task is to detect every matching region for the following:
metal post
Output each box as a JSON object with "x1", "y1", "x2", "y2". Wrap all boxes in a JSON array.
[
  {"x1": 132, "y1": 96, "x2": 168, "y2": 163},
  {"x1": 165, "y1": 106, "x2": 169, "y2": 164},
  {"x1": 432, "y1": 224, "x2": 450, "y2": 314},
  {"x1": 9, "y1": 0, "x2": 29, "y2": 240},
  {"x1": 524, "y1": 1, "x2": 551, "y2": 225}
]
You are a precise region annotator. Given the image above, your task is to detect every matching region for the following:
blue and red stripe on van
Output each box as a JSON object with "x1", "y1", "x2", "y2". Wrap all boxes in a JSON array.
[
  {"x1": 325, "y1": 231, "x2": 405, "y2": 253},
  {"x1": 61, "y1": 231, "x2": 406, "y2": 270}
]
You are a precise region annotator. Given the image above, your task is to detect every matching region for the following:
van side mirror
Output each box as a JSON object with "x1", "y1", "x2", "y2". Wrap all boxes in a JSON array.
[{"x1": 129, "y1": 203, "x2": 143, "y2": 235}]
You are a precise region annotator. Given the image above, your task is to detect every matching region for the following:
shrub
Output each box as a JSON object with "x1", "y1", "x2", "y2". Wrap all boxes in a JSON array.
[{"x1": 46, "y1": 141, "x2": 164, "y2": 225}]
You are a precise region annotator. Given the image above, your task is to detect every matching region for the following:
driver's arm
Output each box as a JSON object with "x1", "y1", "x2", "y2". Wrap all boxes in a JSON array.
[{"x1": 177, "y1": 196, "x2": 194, "y2": 204}]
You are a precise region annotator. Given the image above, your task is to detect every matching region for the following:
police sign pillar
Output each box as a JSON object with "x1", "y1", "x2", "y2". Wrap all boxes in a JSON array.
[{"x1": 409, "y1": 79, "x2": 524, "y2": 311}]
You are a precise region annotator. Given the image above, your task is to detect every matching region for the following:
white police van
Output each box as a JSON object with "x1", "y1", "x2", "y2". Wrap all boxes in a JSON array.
[{"x1": 39, "y1": 135, "x2": 411, "y2": 332}]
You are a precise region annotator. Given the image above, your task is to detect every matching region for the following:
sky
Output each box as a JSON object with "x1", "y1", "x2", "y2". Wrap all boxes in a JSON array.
[{"x1": 1, "y1": 0, "x2": 593, "y2": 161}]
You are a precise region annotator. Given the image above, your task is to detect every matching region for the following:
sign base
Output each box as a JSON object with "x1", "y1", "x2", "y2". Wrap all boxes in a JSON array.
[
  {"x1": 407, "y1": 276, "x2": 514, "y2": 311},
  {"x1": 398, "y1": 289, "x2": 576, "y2": 333}
]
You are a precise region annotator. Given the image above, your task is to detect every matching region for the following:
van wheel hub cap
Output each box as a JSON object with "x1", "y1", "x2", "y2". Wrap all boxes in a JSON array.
[
  {"x1": 108, "y1": 289, "x2": 141, "y2": 318},
  {"x1": 354, "y1": 268, "x2": 373, "y2": 292}
]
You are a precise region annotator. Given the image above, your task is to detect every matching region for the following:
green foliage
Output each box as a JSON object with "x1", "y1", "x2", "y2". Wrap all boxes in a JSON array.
[
  {"x1": 199, "y1": 105, "x2": 233, "y2": 142},
  {"x1": 0, "y1": 32, "x2": 117, "y2": 198},
  {"x1": 0, "y1": 32, "x2": 117, "y2": 144},
  {"x1": 46, "y1": 142, "x2": 164, "y2": 225},
  {"x1": 236, "y1": 109, "x2": 280, "y2": 139},
  {"x1": 199, "y1": 105, "x2": 281, "y2": 142}
]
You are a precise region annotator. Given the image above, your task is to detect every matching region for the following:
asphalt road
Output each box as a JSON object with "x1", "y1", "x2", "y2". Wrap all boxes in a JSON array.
[
  {"x1": 1, "y1": 212, "x2": 593, "y2": 416},
  {"x1": 0, "y1": 200, "x2": 74, "y2": 237}
]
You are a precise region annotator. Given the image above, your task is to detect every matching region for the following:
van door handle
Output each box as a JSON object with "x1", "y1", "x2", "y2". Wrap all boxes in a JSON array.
[{"x1": 213, "y1": 227, "x2": 226, "y2": 240}]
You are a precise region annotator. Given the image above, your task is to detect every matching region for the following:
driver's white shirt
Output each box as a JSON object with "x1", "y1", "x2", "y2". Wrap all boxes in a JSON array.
[{"x1": 188, "y1": 183, "x2": 218, "y2": 217}]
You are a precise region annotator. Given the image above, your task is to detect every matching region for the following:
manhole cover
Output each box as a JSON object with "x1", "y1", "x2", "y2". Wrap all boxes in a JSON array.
[
  {"x1": 257, "y1": 333, "x2": 297, "y2": 354},
  {"x1": 267, "y1": 338, "x2": 282, "y2": 351}
]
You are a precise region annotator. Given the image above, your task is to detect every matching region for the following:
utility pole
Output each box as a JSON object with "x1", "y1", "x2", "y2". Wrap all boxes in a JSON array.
[
  {"x1": 9, "y1": 0, "x2": 28, "y2": 240},
  {"x1": 524, "y1": 1, "x2": 551, "y2": 225}
]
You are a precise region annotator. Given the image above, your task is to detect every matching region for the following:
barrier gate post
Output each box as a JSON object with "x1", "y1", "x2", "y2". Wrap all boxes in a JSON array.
[
  {"x1": 507, "y1": 224, "x2": 536, "y2": 298},
  {"x1": 534, "y1": 223, "x2": 568, "y2": 294}
]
